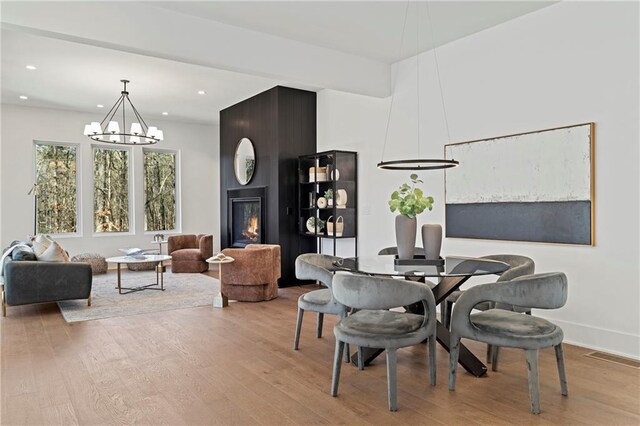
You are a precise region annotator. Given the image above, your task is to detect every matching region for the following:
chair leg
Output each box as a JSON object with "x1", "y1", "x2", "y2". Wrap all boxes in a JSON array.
[
  {"x1": 386, "y1": 348, "x2": 398, "y2": 411},
  {"x1": 357, "y1": 347, "x2": 365, "y2": 370},
  {"x1": 331, "y1": 339, "x2": 344, "y2": 397},
  {"x1": 428, "y1": 334, "x2": 437, "y2": 386},
  {"x1": 316, "y1": 313, "x2": 324, "y2": 338},
  {"x1": 1, "y1": 288, "x2": 6, "y2": 317},
  {"x1": 525, "y1": 349, "x2": 541, "y2": 414},
  {"x1": 486, "y1": 345, "x2": 492, "y2": 364},
  {"x1": 87, "y1": 295, "x2": 92, "y2": 307},
  {"x1": 442, "y1": 301, "x2": 453, "y2": 329},
  {"x1": 293, "y1": 308, "x2": 304, "y2": 350},
  {"x1": 449, "y1": 334, "x2": 461, "y2": 391},
  {"x1": 555, "y1": 344, "x2": 569, "y2": 396},
  {"x1": 491, "y1": 346, "x2": 500, "y2": 371}
]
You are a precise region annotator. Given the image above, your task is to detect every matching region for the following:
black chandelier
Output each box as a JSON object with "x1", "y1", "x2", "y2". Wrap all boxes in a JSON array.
[
  {"x1": 377, "y1": 2, "x2": 459, "y2": 171},
  {"x1": 84, "y1": 80, "x2": 163, "y2": 145}
]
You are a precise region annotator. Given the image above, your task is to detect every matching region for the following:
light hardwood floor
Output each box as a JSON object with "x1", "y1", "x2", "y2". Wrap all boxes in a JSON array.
[{"x1": 1, "y1": 281, "x2": 639, "y2": 425}]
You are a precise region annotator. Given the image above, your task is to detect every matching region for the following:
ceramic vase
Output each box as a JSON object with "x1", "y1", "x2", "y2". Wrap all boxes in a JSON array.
[
  {"x1": 421, "y1": 224, "x2": 443, "y2": 260},
  {"x1": 395, "y1": 215, "x2": 417, "y2": 260}
]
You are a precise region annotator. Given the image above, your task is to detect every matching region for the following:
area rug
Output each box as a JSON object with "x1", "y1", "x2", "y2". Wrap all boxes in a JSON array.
[{"x1": 58, "y1": 270, "x2": 219, "y2": 323}]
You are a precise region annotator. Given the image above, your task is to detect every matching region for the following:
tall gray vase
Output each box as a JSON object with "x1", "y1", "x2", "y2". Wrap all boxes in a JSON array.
[
  {"x1": 421, "y1": 224, "x2": 443, "y2": 260},
  {"x1": 395, "y1": 215, "x2": 417, "y2": 260}
]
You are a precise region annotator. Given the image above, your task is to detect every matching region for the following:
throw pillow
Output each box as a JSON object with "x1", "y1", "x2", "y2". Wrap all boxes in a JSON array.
[
  {"x1": 37, "y1": 241, "x2": 69, "y2": 262},
  {"x1": 12, "y1": 247, "x2": 37, "y2": 261},
  {"x1": 33, "y1": 234, "x2": 53, "y2": 257}
]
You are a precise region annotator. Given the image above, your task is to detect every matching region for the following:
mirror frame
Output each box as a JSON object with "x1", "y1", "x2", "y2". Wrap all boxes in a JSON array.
[{"x1": 233, "y1": 137, "x2": 256, "y2": 186}]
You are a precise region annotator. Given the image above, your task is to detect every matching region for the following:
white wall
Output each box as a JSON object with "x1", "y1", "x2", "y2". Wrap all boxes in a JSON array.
[
  {"x1": 0, "y1": 104, "x2": 220, "y2": 257},
  {"x1": 318, "y1": 2, "x2": 639, "y2": 358}
]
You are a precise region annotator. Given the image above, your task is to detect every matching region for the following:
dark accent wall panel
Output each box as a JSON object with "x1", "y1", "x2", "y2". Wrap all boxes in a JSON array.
[
  {"x1": 220, "y1": 86, "x2": 317, "y2": 285},
  {"x1": 445, "y1": 201, "x2": 592, "y2": 245}
]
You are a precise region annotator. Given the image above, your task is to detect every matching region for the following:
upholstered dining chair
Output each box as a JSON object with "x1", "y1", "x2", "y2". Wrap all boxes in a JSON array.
[
  {"x1": 449, "y1": 272, "x2": 569, "y2": 414},
  {"x1": 330, "y1": 273, "x2": 437, "y2": 412},
  {"x1": 442, "y1": 254, "x2": 535, "y2": 369},
  {"x1": 167, "y1": 234, "x2": 213, "y2": 273},
  {"x1": 294, "y1": 253, "x2": 350, "y2": 363}
]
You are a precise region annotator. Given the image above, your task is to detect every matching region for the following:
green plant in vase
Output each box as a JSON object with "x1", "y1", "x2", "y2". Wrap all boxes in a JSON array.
[
  {"x1": 324, "y1": 189, "x2": 334, "y2": 206},
  {"x1": 388, "y1": 173, "x2": 435, "y2": 259}
]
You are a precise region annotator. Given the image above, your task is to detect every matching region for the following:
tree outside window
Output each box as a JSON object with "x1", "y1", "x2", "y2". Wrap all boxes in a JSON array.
[
  {"x1": 93, "y1": 147, "x2": 130, "y2": 233},
  {"x1": 143, "y1": 149, "x2": 177, "y2": 231},
  {"x1": 34, "y1": 143, "x2": 78, "y2": 234}
]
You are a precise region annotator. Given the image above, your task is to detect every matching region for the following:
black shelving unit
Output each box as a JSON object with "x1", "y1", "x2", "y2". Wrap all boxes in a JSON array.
[{"x1": 298, "y1": 150, "x2": 358, "y2": 257}]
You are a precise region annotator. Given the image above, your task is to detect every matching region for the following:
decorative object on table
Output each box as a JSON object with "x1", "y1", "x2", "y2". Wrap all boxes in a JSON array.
[
  {"x1": 335, "y1": 189, "x2": 348, "y2": 208},
  {"x1": 153, "y1": 234, "x2": 165, "y2": 242},
  {"x1": 71, "y1": 253, "x2": 108, "y2": 275},
  {"x1": 376, "y1": 3, "x2": 458, "y2": 171},
  {"x1": 324, "y1": 189, "x2": 333, "y2": 207},
  {"x1": 316, "y1": 197, "x2": 328, "y2": 208},
  {"x1": 445, "y1": 123, "x2": 594, "y2": 245},
  {"x1": 306, "y1": 217, "x2": 325, "y2": 234},
  {"x1": 167, "y1": 234, "x2": 213, "y2": 273},
  {"x1": 83, "y1": 80, "x2": 164, "y2": 145},
  {"x1": 388, "y1": 174, "x2": 434, "y2": 260},
  {"x1": 326, "y1": 216, "x2": 344, "y2": 237},
  {"x1": 118, "y1": 247, "x2": 147, "y2": 260},
  {"x1": 234, "y1": 137, "x2": 256, "y2": 185},
  {"x1": 421, "y1": 224, "x2": 442, "y2": 260}
]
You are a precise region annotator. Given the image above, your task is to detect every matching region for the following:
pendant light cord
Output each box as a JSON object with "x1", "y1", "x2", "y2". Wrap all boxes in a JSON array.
[
  {"x1": 425, "y1": 1, "x2": 452, "y2": 144},
  {"x1": 381, "y1": 1, "x2": 410, "y2": 163}
]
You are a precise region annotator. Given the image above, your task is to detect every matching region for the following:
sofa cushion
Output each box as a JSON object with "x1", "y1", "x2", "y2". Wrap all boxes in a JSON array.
[
  {"x1": 172, "y1": 248, "x2": 203, "y2": 261},
  {"x1": 38, "y1": 241, "x2": 69, "y2": 262}
]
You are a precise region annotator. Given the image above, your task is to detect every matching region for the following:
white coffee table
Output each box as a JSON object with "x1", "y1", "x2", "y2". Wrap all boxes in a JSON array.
[
  {"x1": 206, "y1": 256, "x2": 235, "y2": 308},
  {"x1": 106, "y1": 255, "x2": 172, "y2": 294}
]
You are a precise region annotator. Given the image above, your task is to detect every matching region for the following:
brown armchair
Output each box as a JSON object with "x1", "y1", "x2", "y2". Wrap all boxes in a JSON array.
[
  {"x1": 168, "y1": 234, "x2": 213, "y2": 273},
  {"x1": 220, "y1": 244, "x2": 281, "y2": 302}
]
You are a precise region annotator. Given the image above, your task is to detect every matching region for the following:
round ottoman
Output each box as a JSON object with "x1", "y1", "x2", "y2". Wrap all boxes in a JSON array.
[{"x1": 71, "y1": 253, "x2": 108, "y2": 275}]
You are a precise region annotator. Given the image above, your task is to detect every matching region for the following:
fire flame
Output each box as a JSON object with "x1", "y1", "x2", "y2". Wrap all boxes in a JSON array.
[{"x1": 242, "y1": 215, "x2": 259, "y2": 241}]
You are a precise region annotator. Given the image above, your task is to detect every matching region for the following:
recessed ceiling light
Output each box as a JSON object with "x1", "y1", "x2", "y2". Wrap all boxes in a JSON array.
[
  {"x1": 197, "y1": 90, "x2": 206, "y2": 95},
  {"x1": 19, "y1": 95, "x2": 28, "y2": 100},
  {"x1": 25, "y1": 65, "x2": 37, "y2": 70},
  {"x1": 162, "y1": 112, "x2": 169, "y2": 116},
  {"x1": 97, "y1": 104, "x2": 104, "y2": 108}
]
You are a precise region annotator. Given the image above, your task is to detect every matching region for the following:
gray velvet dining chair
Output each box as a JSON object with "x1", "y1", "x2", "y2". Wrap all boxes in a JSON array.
[
  {"x1": 294, "y1": 254, "x2": 350, "y2": 363},
  {"x1": 448, "y1": 272, "x2": 569, "y2": 414},
  {"x1": 330, "y1": 273, "x2": 437, "y2": 412},
  {"x1": 442, "y1": 254, "x2": 535, "y2": 369}
]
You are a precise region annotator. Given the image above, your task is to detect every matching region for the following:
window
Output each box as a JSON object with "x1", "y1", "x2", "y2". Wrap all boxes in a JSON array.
[
  {"x1": 34, "y1": 142, "x2": 79, "y2": 234},
  {"x1": 143, "y1": 149, "x2": 178, "y2": 231},
  {"x1": 93, "y1": 146, "x2": 131, "y2": 233}
]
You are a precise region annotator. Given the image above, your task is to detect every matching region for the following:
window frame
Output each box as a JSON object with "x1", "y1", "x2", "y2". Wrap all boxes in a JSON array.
[
  {"x1": 142, "y1": 147, "x2": 182, "y2": 234},
  {"x1": 91, "y1": 144, "x2": 135, "y2": 237},
  {"x1": 32, "y1": 140, "x2": 82, "y2": 238}
]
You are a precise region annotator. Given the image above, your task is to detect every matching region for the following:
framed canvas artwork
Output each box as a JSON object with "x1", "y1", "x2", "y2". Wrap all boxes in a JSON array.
[{"x1": 444, "y1": 123, "x2": 595, "y2": 245}]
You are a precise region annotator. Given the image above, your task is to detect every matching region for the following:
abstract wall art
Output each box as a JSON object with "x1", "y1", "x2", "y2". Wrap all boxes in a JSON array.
[{"x1": 444, "y1": 123, "x2": 595, "y2": 245}]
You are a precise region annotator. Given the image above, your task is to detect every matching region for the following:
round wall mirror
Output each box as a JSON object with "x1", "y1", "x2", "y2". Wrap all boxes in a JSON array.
[{"x1": 234, "y1": 137, "x2": 256, "y2": 185}]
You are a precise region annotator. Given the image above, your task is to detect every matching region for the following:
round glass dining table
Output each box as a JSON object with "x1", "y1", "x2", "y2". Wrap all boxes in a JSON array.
[{"x1": 331, "y1": 255, "x2": 510, "y2": 377}]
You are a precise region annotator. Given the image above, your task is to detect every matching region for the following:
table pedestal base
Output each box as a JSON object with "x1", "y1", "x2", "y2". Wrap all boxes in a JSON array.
[{"x1": 213, "y1": 292, "x2": 228, "y2": 308}]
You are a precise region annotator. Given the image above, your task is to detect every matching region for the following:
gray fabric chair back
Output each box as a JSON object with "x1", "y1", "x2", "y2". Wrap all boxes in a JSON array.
[
  {"x1": 295, "y1": 253, "x2": 340, "y2": 289},
  {"x1": 482, "y1": 254, "x2": 535, "y2": 282},
  {"x1": 333, "y1": 273, "x2": 435, "y2": 311}
]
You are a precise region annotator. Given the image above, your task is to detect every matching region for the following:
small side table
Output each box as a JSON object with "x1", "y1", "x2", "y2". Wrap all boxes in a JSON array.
[
  {"x1": 206, "y1": 256, "x2": 235, "y2": 308},
  {"x1": 150, "y1": 240, "x2": 168, "y2": 255}
]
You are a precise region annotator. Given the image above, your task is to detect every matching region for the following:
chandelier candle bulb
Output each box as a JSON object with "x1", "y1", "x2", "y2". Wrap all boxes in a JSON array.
[
  {"x1": 110, "y1": 134, "x2": 121, "y2": 143},
  {"x1": 83, "y1": 124, "x2": 92, "y2": 136},
  {"x1": 107, "y1": 121, "x2": 120, "y2": 134},
  {"x1": 129, "y1": 136, "x2": 140, "y2": 144},
  {"x1": 147, "y1": 126, "x2": 158, "y2": 138},
  {"x1": 155, "y1": 130, "x2": 164, "y2": 141}
]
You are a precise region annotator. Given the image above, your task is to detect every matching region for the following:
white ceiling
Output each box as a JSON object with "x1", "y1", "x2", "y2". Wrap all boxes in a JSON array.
[{"x1": 0, "y1": 1, "x2": 556, "y2": 124}]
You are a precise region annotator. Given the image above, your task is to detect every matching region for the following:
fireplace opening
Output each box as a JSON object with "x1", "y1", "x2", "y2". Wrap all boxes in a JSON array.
[{"x1": 230, "y1": 197, "x2": 263, "y2": 247}]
